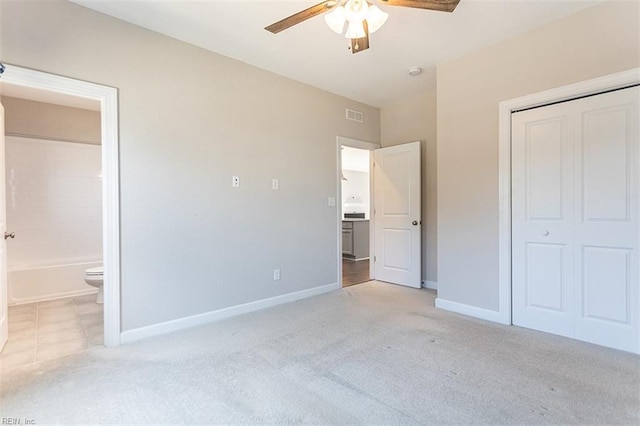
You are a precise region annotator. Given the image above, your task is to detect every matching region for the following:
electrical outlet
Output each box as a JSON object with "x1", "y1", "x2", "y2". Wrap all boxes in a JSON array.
[
  {"x1": 273, "y1": 269, "x2": 281, "y2": 280},
  {"x1": 272, "y1": 179, "x2": 279, "y2": 190},
  {"x1": 328, "y1": 197, "x2": 336, "y2": 207},
  {"x1": 232, "y1": 176, "x2": 240, "y2": 188}
]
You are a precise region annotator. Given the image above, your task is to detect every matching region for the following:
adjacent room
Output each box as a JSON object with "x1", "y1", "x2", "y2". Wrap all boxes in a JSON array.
[
  {"x1": 341, "y1": 145, "x2": 372, "y2": 287},
  {"x1": 0, "y1": 90, "x2": 105, "y2": 366},
  {"x1": 0, "y1": 0, "x2": 638, "y2": 423}
]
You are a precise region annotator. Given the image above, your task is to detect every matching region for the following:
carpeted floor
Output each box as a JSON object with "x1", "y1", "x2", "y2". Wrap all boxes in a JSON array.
[{"x1": 1, "y1": 281, "x2": 638, "y2": 424}]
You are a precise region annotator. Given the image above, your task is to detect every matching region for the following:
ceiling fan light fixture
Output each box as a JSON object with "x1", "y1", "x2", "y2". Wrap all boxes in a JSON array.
[
  {"x1": 324, "y1": 5, "x2": 346, "y2": 34},
  {"x1": 344, "y1": 21, "x2": 366, "y2": 39},
  {"x1": 344, "y1": 0, "x2": 369, "y2": 24},
  {"x1": 365, "y1": 5, "x2": 388, "y2": 33}
]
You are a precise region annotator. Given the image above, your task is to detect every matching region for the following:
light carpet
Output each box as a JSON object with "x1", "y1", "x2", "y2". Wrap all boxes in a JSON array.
[{"x1": 1, "y1": 281, "x2": 638, "y2": 424}]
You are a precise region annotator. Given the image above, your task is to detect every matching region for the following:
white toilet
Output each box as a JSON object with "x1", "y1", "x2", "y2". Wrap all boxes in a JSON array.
[{"x1": 84, "y1": 266, "x2": 104, "y2": 304}]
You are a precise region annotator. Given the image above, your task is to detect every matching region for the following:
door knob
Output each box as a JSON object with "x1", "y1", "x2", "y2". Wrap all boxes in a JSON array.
[
  {"x1": 412, "y1": 221, "x2": 418, "y2": 226},
  {"x1": 541, "y1": 231, "x2": 549, "y2": 236},
  {"x1": 4, "y1": 232, "x2": 15, "y2": 240}
]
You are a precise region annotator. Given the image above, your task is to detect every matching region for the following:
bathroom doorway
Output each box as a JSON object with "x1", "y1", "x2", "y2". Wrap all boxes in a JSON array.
[
  {"x1": 0, "y1": 92, "x2": 104, "y2": 367},
  {"x1": 0, "y1": 65, "x2": 120, "y2": 358},
  {"x1": 337, "y1": 137, "x2": 379, "y2": 288}
]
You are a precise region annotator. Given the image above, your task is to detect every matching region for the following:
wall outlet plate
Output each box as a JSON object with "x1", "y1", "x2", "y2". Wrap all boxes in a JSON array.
[
  {"x1": 232, "y1": 176, "x2": 240, "y2": 187},
  {"x1": 273, "y1": 269, "x2": 281, "y2": 280}
]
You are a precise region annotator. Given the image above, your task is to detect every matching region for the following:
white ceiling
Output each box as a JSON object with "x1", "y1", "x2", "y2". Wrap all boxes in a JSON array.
[{"x1": 70, "y1": 0, "x2": 604, "y2": 107}]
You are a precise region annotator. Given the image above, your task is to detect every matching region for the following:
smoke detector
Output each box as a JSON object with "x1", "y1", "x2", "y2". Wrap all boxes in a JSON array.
[{"x1": 408, "y1": 67, "x2": 423, "y2": 77}]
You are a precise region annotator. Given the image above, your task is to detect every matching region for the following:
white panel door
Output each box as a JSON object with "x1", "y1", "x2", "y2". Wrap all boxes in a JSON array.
[
  {"x1": 512, "y1": 102, "x2": 575, "y2": 338},
  {"x1": 0, "y1": 101, "x2": 7, "y2": 353},
  {"x1": 512, "y1": 86, "x2": 639, "y2": 353},
  {"x1": 573, "y1": 88, "x2": 638, "y2": 352},
  {"x1": 374, "y1": 141, "x2": 421, "y2": 288}
]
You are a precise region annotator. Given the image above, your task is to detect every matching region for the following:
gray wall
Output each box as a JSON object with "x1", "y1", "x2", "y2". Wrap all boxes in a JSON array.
[
  {"x1": 381, "y1": 88, "x2": 437, "y2": 285},
  {"x1": 436, "y1": 1, "x2": 640, "y2": 311},
  {"x1": 0, "y1": 0, "x2": 380, "y2": 331},
  {"x1": 2, "y1": 96, "x2": 101, "y2": 144}
]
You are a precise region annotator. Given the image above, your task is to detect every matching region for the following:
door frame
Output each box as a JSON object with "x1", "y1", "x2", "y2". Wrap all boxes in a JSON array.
[
  {"x1": 336, "y1": 136, "x2": 380, "y2": 287},
  {"x1": 497, "y1": 68, "x2": 640, "y2": 326},
  {"x1": 1, "y1": 64, "x2": 121, "y2": 346}
]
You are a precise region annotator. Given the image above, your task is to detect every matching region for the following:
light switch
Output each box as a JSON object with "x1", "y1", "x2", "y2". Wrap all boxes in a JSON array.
[
  {"x1": 232, "y1": 176, "x2": 240, "y2": 188},
  {"x1": 328, "y1": 197, "x2": 336, "y2": 207},
  {"x1": 272, "y1": 179, "x2": 279, "y2": 190}
]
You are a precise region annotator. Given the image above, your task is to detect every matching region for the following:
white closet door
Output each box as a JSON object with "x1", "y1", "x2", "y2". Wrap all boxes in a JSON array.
[
  {"x1": 512, "y1": 86, "x2": 639, "y2": 353},
  {"x1": 573, "y1": 88, "x2": 638, "y2": 351},
  {"x1": 512, "y1": 102, "x2": 575, "y2": 338}
]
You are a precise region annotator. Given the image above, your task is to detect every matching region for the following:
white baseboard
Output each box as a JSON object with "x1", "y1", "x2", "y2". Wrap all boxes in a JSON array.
[
  {"x1": 121, "y1": 282, "x2": 340, "y2": 344},
  {"x1": 8, "y1": 288, "x2": 98, "y2": 306},
  {"x1": 435, "y1": 297, "x2": 502, "y2": 323},
  {"x1": 423, "y1": 280, "x2": 437, "y2": 290}
]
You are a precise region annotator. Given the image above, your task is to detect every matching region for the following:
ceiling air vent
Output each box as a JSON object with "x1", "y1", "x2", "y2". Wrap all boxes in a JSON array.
[{"x1": 346, "y1": 108, "x2": 364, "y2": 123}]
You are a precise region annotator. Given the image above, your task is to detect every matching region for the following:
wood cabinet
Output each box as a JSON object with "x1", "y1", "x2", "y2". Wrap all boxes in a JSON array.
[{"x1": 342, "y1": 220, "x2": 369, "y2": 260}]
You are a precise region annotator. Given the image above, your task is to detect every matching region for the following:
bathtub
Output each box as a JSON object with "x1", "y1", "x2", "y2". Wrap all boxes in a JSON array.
[{"x1": 8, "y1": 261, "x2": 102, "y2": 305}]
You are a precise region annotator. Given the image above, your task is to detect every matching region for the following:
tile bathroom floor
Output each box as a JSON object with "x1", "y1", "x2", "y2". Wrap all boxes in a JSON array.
[{"x1": 0, "y1": 294, "x2": 103, "y2": 371}]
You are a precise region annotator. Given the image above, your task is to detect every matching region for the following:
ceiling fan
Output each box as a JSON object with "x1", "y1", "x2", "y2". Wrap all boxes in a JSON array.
[{"x1": 265, "y1": 0, "x2": 461, "y2": 54}]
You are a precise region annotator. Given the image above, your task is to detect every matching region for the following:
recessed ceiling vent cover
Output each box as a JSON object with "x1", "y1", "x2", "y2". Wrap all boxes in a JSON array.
[{"x1": 346, "y1": 108, "x2": 364, "y2": 123}]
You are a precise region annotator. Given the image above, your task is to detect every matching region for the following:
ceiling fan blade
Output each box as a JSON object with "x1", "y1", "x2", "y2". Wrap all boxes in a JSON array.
[
  {"x1": 350, "y1": 20, "x2": 370, "y2": 54},
  {"x1": 379, "y1": 0, "x2": 461, "y2": 13},
  {"x1": 265, "y1": 1, "x2": 337, "y2": 34}
]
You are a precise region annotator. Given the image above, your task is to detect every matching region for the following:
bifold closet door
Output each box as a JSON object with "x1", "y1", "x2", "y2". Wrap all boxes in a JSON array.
[
  {"x1": 512, "y1": 86, "x2": 639, "y2": 353},
  {"x1": 512, "y1": 101, "x2": 575, "y2": 339}
]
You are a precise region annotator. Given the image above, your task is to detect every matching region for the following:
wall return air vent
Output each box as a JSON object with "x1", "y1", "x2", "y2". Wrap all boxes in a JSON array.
[{"x1": 345, "y1": 108, "x2": 364, "y2": 123}]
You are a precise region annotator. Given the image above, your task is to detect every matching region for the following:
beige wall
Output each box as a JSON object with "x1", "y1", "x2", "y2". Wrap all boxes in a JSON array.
[
  {"x1": 436, "y1": 1, "x2": 640, "y2": 311},
  {"x1": 2, "y1": 96, "x2": 101, "y2": 144},
  {"x1": 0, "y1": 0, "x2": 380, "y2": 331},
  {"x1": 381, "y1": 88, "x2": 437, "y2": 284}
]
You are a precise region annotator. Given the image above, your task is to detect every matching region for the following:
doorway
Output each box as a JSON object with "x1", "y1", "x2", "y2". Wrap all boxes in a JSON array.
[
  {"x1": 337, "y1": 137, "x2": 378, "y2": 288},
  {"x1": 336, "y1": 137, "x2": 423, "y2": 289},
  {"x1": 0, "y1": 64, "x2": 120, "y2": 350},
  {"x1": 1, "y1": 95, "x2": 104, "y2": 366},
  {"x1": 341, "y1": 145, "x2": 372, "y2": 287}
]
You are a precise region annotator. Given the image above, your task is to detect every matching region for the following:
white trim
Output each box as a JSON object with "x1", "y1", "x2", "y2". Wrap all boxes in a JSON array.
[
  {"x1": 5, "y1": 132, "x2": 100, "y2": 145},
  {"x1": 121, "y1": 282, "x2": 340, "y2": 344},
  {"x1": 343, "y1": 256, "x2": 370, "y2": 262},
  {"x1": 336, "y1": 136, "x2": 380, "y2": 287},
  {"x1": 423, "y1": 280, "x2": 437, "y2": 290},
  {"x1": 9, "y1": 288, "x2": 97, "y2": 306},
  {"x1": 338, "y1": 136, "x2": 380, "y2": 151},
  {"x1": 435, "y1": 297, "x2": 502, "y2": 323},
  {"x1": 1, "y1": 64, "x2": 121, "y2": 346},
  {"x1": 498, "y1": 68, "x2": 640, "y2": 326}
]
